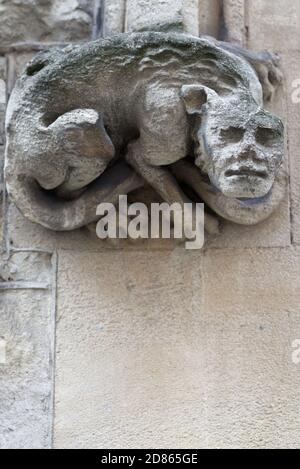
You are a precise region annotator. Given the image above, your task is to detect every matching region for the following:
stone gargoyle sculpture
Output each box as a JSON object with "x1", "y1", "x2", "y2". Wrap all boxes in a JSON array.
[{"x1": 5, "y1": 32, "x2": 285, "y2": 235}]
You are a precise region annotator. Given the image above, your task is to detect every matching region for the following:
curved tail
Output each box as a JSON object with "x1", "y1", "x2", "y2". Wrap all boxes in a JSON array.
[
  {"x1": 5, "y1": 161, "x2": 143, "y2": 231},
  {"x1": 171, "y1": 160, "x2": 287, "y2": 226}
]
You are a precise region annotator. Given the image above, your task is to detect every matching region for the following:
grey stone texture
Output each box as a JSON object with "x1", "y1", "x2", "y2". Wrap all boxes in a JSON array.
[
  {"x1": 103, "y1": 0, "x2": 126, "y2": 37},
  {"x1": 0, "y1": 0, "x2": 95, "y2": 48},
  {"x1": 0, "y1": 252, "x2": 55, "y2": 449},
  {"x1": 0, "y1": 56, "x2": 6, "y2": 146},
  {"x1": 54, "y1": 247, "x2": 300, "y2": 448},
  {"x1": 198, "y1": 0, "x2": 222, "y2": 37},
  {"x1": 247, "y1": 0, "x2": 300, "y2": 53},
  {"x1": 124, "y1": 0, "x2": 199, "y2": 35},
  {"x1": 222, "y1": 0, "x2": 246, "y2": 45},
  {"x1": 1, "y1": 0, "x2": 300, "y2": 450},
  {"x1": 5, "y1": 32, "x2": 285, "y2": 232},
  {"x1": 0, "y1": 146, "x2": 4, "y2": 190}
]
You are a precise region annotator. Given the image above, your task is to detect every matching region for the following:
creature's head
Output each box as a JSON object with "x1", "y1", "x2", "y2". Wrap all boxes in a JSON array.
[{"x1": 181, "y1": 84, "x2": 284, "y2": 199}]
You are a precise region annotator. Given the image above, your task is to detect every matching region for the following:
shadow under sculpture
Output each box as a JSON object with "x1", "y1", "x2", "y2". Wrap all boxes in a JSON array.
[{"x1": 5, "y1": 31, "x2": 286, "y2": 237}]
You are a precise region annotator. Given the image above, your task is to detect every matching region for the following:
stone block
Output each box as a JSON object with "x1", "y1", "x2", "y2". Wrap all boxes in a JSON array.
[
  {"x1": 222, "y1": 0, "x2": 245, "y2": 45},
  {"x1": 198, "y1": 0, "x2": 222, "y2": 37},
  {"x1": 125, "y1": 0, "x2": 199, "y2": 35},
  {"x1": 246, "y1": 0, "x2": 300, "y2": 52},
  {"x1": 276, "y1": 52, "x2": 300, "y2": 244},
  {"x1": 203, "y1": 246, "x2": 300, "y2": 314},
  {"x1": 8, "y1": 201, "x2": 180, "y2": 252},
  {"x1": 54, "y1": 249, "x2": 206, "y2": 448},
  {"x1": 207, "y1": 195, "x2": 291, "y2": 249},
  {"x1": 53, "y1": 247, "x2": 300, "y2": 448},
  {"x1": 0, "y1": 0, "x2": 94, "y2": 48},
  {"x1": 199, "y1": 246, "x2": 300, "y2": 448},
  {"x1": 287, "y1": 128, "x2": 300, "y2": 245},
  {"x1": 0, "y1": 251, "x2": 55, "y2": 449},
  {"x1": 281, "y1": 52, "x2": 300, "y2": 138},
  {"x1": 103, "y1": 0, "x2": 126, "y2": 36},
  {"x1": 0, "y1": 145, "x2": 4, "y2": 185},
  {"x1": 0, "y1": 56, "x2": 6, "y2": 146}
]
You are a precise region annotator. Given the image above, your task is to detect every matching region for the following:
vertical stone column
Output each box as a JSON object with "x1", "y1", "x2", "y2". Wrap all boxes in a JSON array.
[
  {"x1": 0, "y1": 57, "x2": 6, "y2": 197},
  {"x1": 0, "y1": 252, "x2": 56, "y2": 449},
  {"x1": 198, "y1": 0, "x2": 222, "y2": 37},
  {"x1": 102, "y1": 0, "x2": 126, "y2": 36},
  {"x1": 124, "y1": 0, "x2": 199, "y2": 35},
  {"x1": 222, "y1": 0, "x2": 246, "y2": 45}
]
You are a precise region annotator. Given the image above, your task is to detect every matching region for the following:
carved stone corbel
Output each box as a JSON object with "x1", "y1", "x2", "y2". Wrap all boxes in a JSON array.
[{"x1": 4, "y1": 31, "x2": 285, "y2": 236}]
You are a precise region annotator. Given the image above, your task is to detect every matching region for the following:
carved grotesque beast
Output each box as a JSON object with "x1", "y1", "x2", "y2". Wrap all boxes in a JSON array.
[{"x1": 5, "y1": 32, "x2": 285, "y2": 233}]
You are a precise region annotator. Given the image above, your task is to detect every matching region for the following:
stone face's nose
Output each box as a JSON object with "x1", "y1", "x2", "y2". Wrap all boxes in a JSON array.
[
  {"x1": 238, "y1": 129, "x2": 267, "y2": 161},
  {"x1": 237, "y1": 144, "x2": 265, "y2": 163},
  {"x1": 244, "y1": 148, "x2": 266, "y2": 162}
]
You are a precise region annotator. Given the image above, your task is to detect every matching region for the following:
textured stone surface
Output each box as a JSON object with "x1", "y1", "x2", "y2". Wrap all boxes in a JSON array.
[
  {"x1": 246, "y1": 0, "x2": 300, "y2": 52},
  {"x1": 222, "y1": 0, "x2": 245, "y2": 45},
  {"x1": 0, "y1": 182, "x2": 4, "y2": 244},
  {"x1": 207, "y1": 78, "x2": 290, "y2": 250},
  {"x1": 200, "y1": 247, "x2": 300, "y2": 448},
  {"x1": 0, "y1": 55, "x2": 5, "y2": 226},
  {"x1": 5, "y1": 32, "x2": 284, "y2": 234},
  {"x1": 280, "y1": 52, "x2": 300, "y2": 244},
  {"x1": 54, "y1": 247, "x2": 300, "y2": 448},
  {"x1": 54, "y1": 249, "x2": 205, "y2": 448},
  {"x1": 0, "y1": 56, "x2": 6, "y2": 146},
  {"x1": 6, "y1": 52, "x2": 39, "y2": 97},
  {"x1": 288, "y1": 127, "x2": 300, "y2": 245},
  {"x1": 103, "y1": 0, "x2": 125, "y2": 36},
  {"x1": 0, "y1": 251, "x2": 55, "y2": 449},
  {"x1": 198, "y1": 0, "x2": 221, "y2": 37},
  {"x1": 0, "y1": 0, "x2": 94, "y2": 47},
  {"x1": 0, "y1": 146, "x2": 4, "y2": 189},
  {"x1": 125, "y1": 0, "x2": 199, "y2": 35},
  {"x1": 207, "y1": 194, "x2": 290, "y2": 249},
  {"x1": 8, "y1": 202, "x2": 179, "y2": 251},
  {"x1": 7, "y1": 196, "x2": 291, "y2": 251},
  {"x1": 2, "y1": 0, "x2": 300, "y2": 451},
  {"x1": 203, "y1": 246, "x2": 300, "y2": 314},
  {"x1": 283, "y1": 52, "x2": 300, "y2": 131},
  {"x1": 202, "y1": 17, "x2": 291, "y2": 250}
]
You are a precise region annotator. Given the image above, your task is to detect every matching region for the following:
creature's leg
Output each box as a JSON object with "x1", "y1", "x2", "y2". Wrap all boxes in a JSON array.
[
  {"x1": 5, "y1": 108, "x2": 143, "y2": 231},
  {"x1": 127, "y1": 86, "x2": 192, "y2": 206},
  {"x1": 126, "y1": 136, "x2": 219, "y2": 235},
  {"x1": 48, "y1": 109, "x2": 116, "y2": 199},
  {"x1": 126, "y1": 85, "x2": 219, "y2": 235}
]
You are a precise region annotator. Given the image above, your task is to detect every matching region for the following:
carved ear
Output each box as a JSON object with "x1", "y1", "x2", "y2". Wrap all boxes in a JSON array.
[{"x1": 180, "y1": 85, "x2": 219, "y2": 115}]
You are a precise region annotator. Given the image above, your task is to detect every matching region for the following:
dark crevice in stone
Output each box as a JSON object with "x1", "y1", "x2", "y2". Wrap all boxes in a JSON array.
[{"x1": 92, "y1": 0, "x2": 105, "y2": 39}]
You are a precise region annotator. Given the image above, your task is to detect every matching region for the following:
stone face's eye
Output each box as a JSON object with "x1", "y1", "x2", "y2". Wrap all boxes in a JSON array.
[
  {"x1": 220, "y1": 127, "x2": 245, "y2": 143},
  {"x1": 255, "y1": 127, "x2": 279, "y2": 146}
]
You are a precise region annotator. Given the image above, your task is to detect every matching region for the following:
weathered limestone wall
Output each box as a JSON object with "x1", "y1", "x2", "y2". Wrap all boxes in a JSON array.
[{"x1": 1, "y1": 0, "x2": 300, "y2": 449}]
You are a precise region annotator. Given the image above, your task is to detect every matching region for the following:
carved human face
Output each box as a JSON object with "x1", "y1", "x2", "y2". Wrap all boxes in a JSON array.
[{"x1": 182, "y1": 85, "x2": 284, "y2": 199}]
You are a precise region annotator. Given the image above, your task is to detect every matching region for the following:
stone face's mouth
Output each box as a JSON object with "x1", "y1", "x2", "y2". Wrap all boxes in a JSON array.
[{"x1": 225, "y1": 167, "x2": 268, "y2": 179}]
